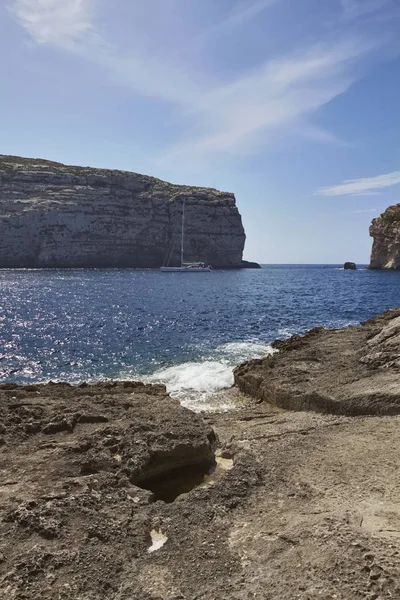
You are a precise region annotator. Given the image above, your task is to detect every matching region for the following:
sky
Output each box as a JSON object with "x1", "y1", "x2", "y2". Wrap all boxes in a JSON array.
[{"x1": 1, "y1": 0, "x2": 400, "y2": 263}]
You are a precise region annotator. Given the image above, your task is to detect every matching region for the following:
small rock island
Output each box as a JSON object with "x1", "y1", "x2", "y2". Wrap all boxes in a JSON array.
[
  {"x1": 0, "y1": 155, "x2": 259, "y2": 269},
  {"x1": 343, "y1": 262, "x2": 357, "y2": 270}
]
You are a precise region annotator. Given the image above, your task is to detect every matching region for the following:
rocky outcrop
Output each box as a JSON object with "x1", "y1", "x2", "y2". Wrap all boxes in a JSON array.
[
  {"x1": 239, "y1": 260, "x2": 261, "y2": 269},
  {"x1": 2, "y1": 377, "x2": 400, "y2": 599},
  {"x1": 0, "y1": 381, "x2": 217, "y2": 496},
  {"x1": 0, "y1": 380, "x2": 258, "y2": 599},
  {"x1": 0, "y1": 155, "x2": 248, "y2": 268},
  {"x1": 234, "y1": 308, "x2": 400, "y2": 416},
  {"x1": 369, "y1": 204, "x2": 400, "y2": 269},
  {"x1": 343, "y1": 261, "x2": 356, "y2": 270}
]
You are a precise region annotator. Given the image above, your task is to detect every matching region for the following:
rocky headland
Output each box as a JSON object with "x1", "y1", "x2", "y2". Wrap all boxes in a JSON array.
[
  {"x1": 369, "y1": 204, "x2": 400, "y2": 269},
  {"x1": 1, "y1": 310, "x2": 400, "y2": 599},
  {"x1": 0, "y1": 155, "x2": 256, "y2": 269}
]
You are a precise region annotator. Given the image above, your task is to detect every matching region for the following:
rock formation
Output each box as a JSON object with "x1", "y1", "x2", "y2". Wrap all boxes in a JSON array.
[
  {"x1": 234, "y1": 308, "x2": 400, "y2": 416},
  {"x1": 240, "y1": 260, "x2": 261, "y2": 269},
  {"x1": 343, "y1": 261, "x2": 356, "y2": 270},
  {"x1": 2, "y1": 361, "x2": 400, "y2": 598},
  {"x1": 0, "y1": 380, "x2": 257, "y2": 599},
  {"x1": 369, "y1": 203, "x2": 400, "y2": 269},
  {"x1": 0, "y1": 155, "x2": 252, "y2": 268}
]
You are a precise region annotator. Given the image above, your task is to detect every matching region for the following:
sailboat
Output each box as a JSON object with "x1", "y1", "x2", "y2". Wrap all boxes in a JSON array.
[{"x1": 160, "y1": 200, "x2": 212, "y2": 272}]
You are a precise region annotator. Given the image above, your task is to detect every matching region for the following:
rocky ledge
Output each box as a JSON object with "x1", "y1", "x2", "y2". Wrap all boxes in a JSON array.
[
  {"x1": 0, "y1": 155, "x2": 256, "y2": 268},
  {"x1": 235, "y1": 308, "x2": 400, "y2": 415},
  {"x1": 369, "y1": 204, "x2": 400, "y2": 269},
  {"x1": 1, "y1": 323, "x2": 400, "y2": 598}
]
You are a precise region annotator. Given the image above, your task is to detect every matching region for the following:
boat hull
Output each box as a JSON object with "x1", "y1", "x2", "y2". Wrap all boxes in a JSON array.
[{"x1": 160, "y1": 267, "x2": 211, "y2": 272}]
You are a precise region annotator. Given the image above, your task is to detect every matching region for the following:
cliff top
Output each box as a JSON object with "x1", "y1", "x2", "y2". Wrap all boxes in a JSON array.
[
  {"x1": 371, "y1": 203, "x2": 400, "y2": 226},
  {"x1": 0, "y1": 154, "x2": 233, "y2": 200}
]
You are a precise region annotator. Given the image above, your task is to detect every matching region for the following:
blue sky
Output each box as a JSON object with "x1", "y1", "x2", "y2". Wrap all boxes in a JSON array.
[{"x1": 1, "y1": 0, "x2": 400, "y2": 263}]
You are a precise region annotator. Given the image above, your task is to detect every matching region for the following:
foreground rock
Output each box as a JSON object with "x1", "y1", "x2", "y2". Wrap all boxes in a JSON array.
[
  {"x1": 1, "y1": 378, "x2": 400, "y2": 598},
  {"x1": 210, "y1": 404, "x2": 400, "y2": 600},
  {"x1": 370, "y1": 204, "x2": 400, "y2": 269},
  {"x1": 235, "y1": 308, "x2": 400, "y2": 415},
  {"x1": 0, "y1": 382, "x2": 224, "y2": 599},
  {"x1": 0, "y1": 155, "x2": 248, "y2": 268}
]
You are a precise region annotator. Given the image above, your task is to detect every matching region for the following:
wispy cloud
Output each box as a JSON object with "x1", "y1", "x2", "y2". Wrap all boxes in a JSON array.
[
  {"x1": 161, "y1": 38, "x2": 377, "y2": 159},
  {"x1": 10, "y1": 0, "x2": 93, "y2": 45},
  {"x1": 340, "y1": 0, "x2": 390, "y2": 18},
  {"x1": 9, "y1": 0, "x2": 205, "y2": 106},
  {"x1": 209, "y1": 0, "x2": 278, "y2": 34},
  {"x1": 316, "y1": 171, "x2": 400, "y2": 197},
  {"x1": 8, "y1": 0, "x2": 400, "y2": 162},
  {"x1": 351, "y1": 208, "x2": 377, "y2": 213}
]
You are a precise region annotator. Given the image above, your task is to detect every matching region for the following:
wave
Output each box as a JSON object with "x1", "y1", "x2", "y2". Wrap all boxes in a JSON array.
[
  {"x1": 146, "y1": 361, "x2": 234, "y2": 411},
  {"x1": 215, "y1": 341, "x2": 275, "y2": 363},
  {"x1": 277, "y1": 327, "x2": 300, "y2": 338},
  {"x1": 143, "y1": 341, "x2": 274, "y2": 411}
]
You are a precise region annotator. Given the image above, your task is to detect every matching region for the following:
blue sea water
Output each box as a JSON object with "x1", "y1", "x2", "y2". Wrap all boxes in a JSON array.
[{"x1": 1, "y1": 265, "x2": 399, "y2": 408}]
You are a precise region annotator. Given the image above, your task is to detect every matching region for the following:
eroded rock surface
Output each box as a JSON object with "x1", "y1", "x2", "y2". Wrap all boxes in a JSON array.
[
  {"x1": 1, "y1": 379, "x2": 400, "y2": 599},
  {"x1": 0, "y1": 382, "x2": 224, "y2": 599},
  {"x1": 210, "y1": 404, "x2": 400, "y2": 600},
  {"x1": 234, "y1": 308, "x2": 400, "y2": 415},
  {"x1": 0, "y1": 155, "x2": 247, "y2": 268},
  {"x1": 370, "y1": 204, "x2": 400, "y2": 269}
]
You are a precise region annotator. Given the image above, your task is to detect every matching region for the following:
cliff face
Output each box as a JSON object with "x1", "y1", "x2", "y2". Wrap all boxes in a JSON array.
[
  {"x1": 0, "y1": 155, "x2": 246, "y2": 268},
  {"x1": 369, "y1": 204, "x2": 400, "y2": 269}
]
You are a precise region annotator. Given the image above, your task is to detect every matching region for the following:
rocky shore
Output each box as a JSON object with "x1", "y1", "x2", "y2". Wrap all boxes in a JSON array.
[
  {"x1": 1, "y1": 311, "x2": 400, "y2": 599},
  {"x1": 235, "y1": 308, "x2": 400, "y2": 416}
]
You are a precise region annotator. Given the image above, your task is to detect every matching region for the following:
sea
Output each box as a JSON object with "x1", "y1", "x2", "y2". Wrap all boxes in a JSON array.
[{"x1": 1, "y1": 265, "x2": 399, "y2": 410}]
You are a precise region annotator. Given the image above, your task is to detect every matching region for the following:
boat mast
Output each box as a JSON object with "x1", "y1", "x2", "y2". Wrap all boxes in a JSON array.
[{"x1": 180, "y1": 199, "x2": 185, "y2": 267}]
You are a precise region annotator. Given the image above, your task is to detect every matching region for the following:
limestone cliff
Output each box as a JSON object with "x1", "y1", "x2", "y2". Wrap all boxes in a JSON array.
[
  {"x1": 0, "y1": 155, "x2": 248, "y2": 268},
  {"x1": 369, "y1": 204, "x2": 400, "y2": 269}
]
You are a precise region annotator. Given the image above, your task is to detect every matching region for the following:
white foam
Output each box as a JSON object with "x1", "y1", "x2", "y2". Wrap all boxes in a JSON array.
[
  {"x1": 147, "y1": 360, "x2": 234, "y2": 411},
  {"x1": 277, "y1": 327, "x2": 298, "y2": 338},
  {"x1": 216, "y1": 341, "x2": 275, "y2": 363},
  {"x1": 144, "y1": 342, "x2": 274, "y2": 411}
]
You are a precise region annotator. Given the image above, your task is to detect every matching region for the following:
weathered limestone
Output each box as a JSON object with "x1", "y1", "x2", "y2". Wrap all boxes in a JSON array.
[
  {"x1": 369, "y1": 204, "x2": 400, "y2": 269},
  {"x1": 2, "y1": 375, "x2": 400, "y2": 599},
  {"x1": 0, "y1": 155, "x2": 247, "y2": 268},
  {"x1": 234, "y1": 308, "x2": 400, "y2": 416}
]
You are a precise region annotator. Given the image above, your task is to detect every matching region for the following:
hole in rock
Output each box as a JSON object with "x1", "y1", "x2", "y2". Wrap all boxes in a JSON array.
[
  {"x1": 137, "y1": 454, "x2": 234, "y2": 503},
  {"x1": 137, "y1": 461, "x2": 218, "y2": 503}
]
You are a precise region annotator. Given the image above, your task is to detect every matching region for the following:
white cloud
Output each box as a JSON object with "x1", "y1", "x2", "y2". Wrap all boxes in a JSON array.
[
  {"x1": 161, "y1": 38, "x2": 376, "y2": 159},
  {"x1": 351, "y1": 208, "x2": 377, "y2": 213},
  {"x1": 316, "y1": 171, "x2": 400, "y2": 196},
  {"x1": 10, "y1": 0, "x2": 93, "y2": 45},
  {"x1": 8, "y1": 0, "x2": 399, "y2": 162}
]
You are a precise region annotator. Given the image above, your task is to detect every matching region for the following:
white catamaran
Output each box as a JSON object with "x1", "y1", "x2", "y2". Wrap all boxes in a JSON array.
[{"x1": 160, "y1": 200, "x2": 212, "y2": 272}]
